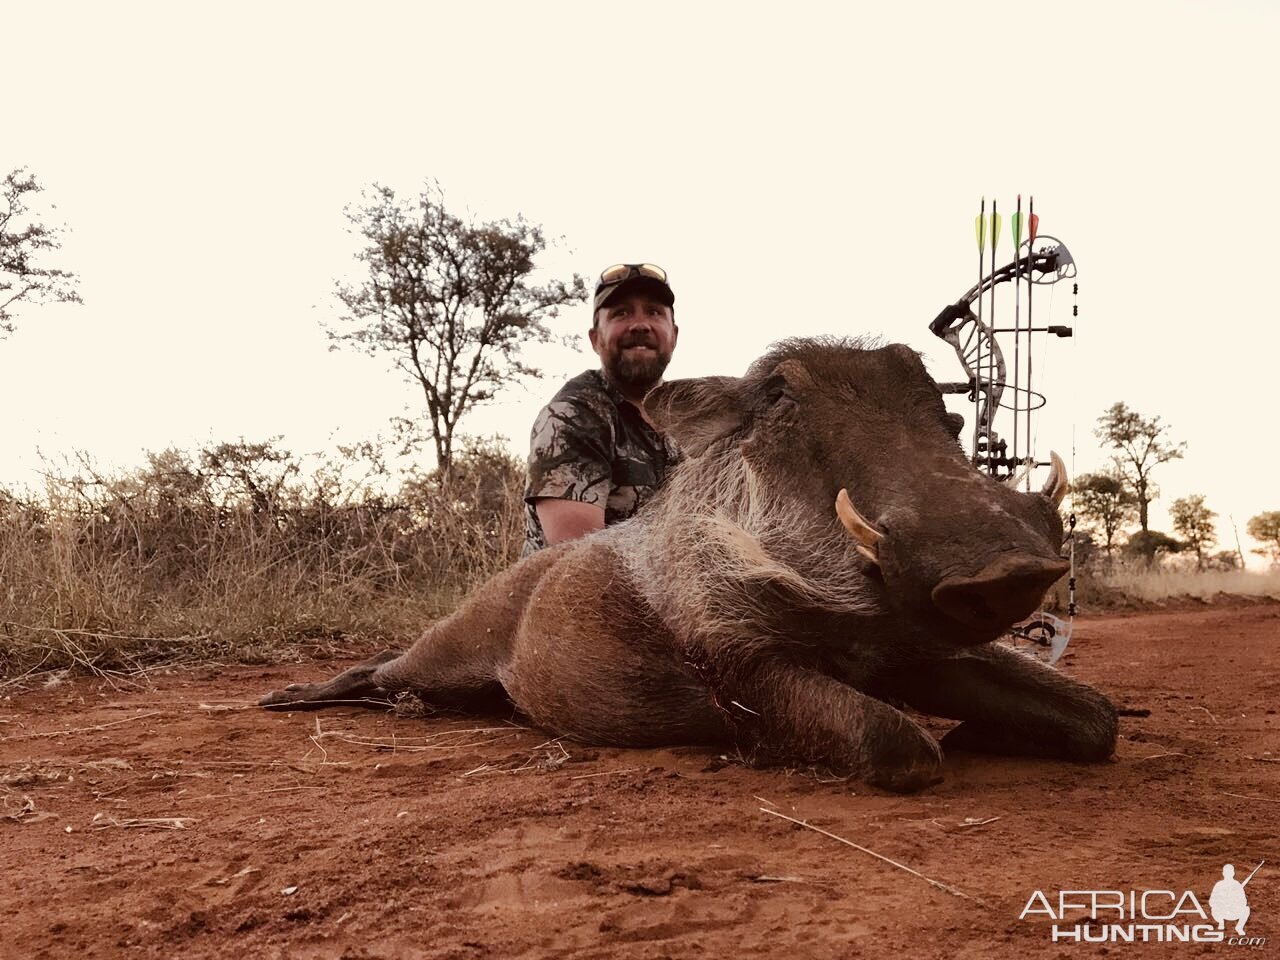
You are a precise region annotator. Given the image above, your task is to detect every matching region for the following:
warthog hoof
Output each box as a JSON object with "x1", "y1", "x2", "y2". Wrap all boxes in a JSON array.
[
  {"x1": 258, "y1": 683, "x2": 321, "y2": 709},
  {"x1": 941, "y1": 705, "x2": 1118, "y2": 761},
  {"x1": 258, "y1": 651, "x2": 399, "y2": 711},
  {"x1": 866, "y1": 731, "x2": 945, "y2": 793}
]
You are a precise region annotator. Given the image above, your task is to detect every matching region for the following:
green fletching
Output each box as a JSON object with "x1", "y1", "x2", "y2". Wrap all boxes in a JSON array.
[
  {"x1": 974, "y1": 214, "x2": 985, "y2": 251},
  {"x1": 991, "y1": 213, "x2": 1002, "y2": 251},
  {"x1": 1011, "y1": 211, "x2": 1024, "y2": 247}
]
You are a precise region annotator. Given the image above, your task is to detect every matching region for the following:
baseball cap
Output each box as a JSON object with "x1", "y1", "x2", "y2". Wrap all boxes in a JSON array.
[{"x1": 593, "y1": 263, "x2": 675, "y2": 313}]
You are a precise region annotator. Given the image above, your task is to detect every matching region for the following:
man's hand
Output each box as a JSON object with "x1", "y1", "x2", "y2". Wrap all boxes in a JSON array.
[{"x1": 534, "y1": 498, "x2": 605, "y2": 546}]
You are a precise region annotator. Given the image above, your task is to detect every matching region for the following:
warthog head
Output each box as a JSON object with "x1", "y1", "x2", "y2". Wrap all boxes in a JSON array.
[{"x1": 642, "y1": 337, "x2": 1068, "y2": 646}]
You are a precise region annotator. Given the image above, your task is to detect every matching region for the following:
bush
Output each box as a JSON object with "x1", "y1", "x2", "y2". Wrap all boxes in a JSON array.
[{"x1": 0, "y1": 437, "x2": 525, "y2": 678}]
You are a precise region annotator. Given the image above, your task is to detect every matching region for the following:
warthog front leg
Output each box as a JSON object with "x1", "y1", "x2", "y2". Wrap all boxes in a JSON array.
[
  {"x1": 258, "y1": 650, "x2": 400, "y2": 710},
  {"x1": 724, "y1": 661, "x2": 944, "y2": 793},
  {"x1": 880, "y1": 643, "x2": 1117, "y2": 761}
]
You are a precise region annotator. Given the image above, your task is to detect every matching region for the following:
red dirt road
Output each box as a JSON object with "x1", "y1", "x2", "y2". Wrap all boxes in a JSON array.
[{"x1": 2, "y1": 604, "x2": 1277, "y2": 959}]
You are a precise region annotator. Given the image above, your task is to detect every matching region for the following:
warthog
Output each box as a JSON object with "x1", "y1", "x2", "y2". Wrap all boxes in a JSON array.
[{"x1": 261, "y1": 338, "x2": 1117, "y2": 792}]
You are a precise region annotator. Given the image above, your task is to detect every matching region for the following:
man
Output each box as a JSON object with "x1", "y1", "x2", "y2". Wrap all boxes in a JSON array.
[{"x1": 522, "y1": 263, "x2": 680, "y2": 554}]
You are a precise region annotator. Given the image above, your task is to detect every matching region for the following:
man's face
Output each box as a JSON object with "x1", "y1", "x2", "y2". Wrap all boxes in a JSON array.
[{"x1": 589, "y1": 293, "x2": 678, "y2": 393}]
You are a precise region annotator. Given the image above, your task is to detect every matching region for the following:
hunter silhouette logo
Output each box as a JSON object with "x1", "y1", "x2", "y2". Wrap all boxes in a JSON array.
[
  {"x1": 1209, "y1": 862, "x2": 1261, "y2": 936},
  {"x1": 1020, "y1": 860, "x2": 1266, "y2": 945}
]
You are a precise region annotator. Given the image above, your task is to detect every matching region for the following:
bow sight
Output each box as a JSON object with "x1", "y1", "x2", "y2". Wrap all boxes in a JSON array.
[{"x1": 930, "y1": 196, "x2": 1078, "y2": 482}]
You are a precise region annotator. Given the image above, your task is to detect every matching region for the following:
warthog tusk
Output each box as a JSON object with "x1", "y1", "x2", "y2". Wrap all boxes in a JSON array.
[
  {"x1": 1040, "y1": 451, "x2": 1069, "y2": 507},
  {"x1": 835, "y1": 489, "x2": 883, "y2": 564}
]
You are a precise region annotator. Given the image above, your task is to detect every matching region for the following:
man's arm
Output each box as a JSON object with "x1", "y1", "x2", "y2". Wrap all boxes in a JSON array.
[
  {"x1": 524, "y1": 391, "x2": 614, "y2": 551},
  {"x1": 533, "y1": 498, "x2": 605, "y2": 546}
]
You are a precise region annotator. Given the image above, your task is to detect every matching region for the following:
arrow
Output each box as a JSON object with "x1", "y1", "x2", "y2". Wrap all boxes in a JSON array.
[
  {"x1": 988, "y1": 199, "x2": 1000, "y2": 458},
  {"x1": 974, "y1": 197, "x2": 986, "y2": 460},
  {"x1": 1026, "y1": 195, "x2": 1036, "y2": 457},
  {"x1": 1012, "y1": 194, "x2": 1023, "y2": 481}
]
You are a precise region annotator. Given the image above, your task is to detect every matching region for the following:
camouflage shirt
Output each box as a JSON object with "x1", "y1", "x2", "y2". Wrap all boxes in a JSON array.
[{"x1": 523, "y1": 369, "x2": 680, "y2": 555}]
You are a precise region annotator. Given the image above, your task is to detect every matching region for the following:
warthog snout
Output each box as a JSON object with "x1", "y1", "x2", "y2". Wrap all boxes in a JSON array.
[{"x1": 930, "y1": 554, "x2": 1069, "y2": 631}]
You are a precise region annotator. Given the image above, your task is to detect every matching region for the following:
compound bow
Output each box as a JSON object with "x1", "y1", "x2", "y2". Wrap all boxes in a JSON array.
[
  {"x1": 929, "y1": 196, "x2": 1079, "y2": 663},
  {"x1": 936, "y1": 199, "x2": 1075, "y2": 481}
]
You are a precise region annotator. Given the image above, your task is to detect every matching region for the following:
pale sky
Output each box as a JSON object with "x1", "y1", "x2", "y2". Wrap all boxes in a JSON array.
[{"x1": 3, "y1": 1, "x2": 1278, "y2": 565}]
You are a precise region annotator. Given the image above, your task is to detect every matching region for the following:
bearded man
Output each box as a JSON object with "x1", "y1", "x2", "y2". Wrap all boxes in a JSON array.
[{"x1": 522, "y1": 263, "x2": 680, "y2": 554}]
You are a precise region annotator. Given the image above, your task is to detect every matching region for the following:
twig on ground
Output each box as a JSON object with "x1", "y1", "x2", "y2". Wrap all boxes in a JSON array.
[
  {"x1": 172, "y1": 757, "x2": 349, "y2": 773},
  {"x1": 211, "y1": 866, "x2": 259, "y2": 885},
  {"x1": 9, "y1": 711, "x2": 162, "y2": 741},
  {"x1": 462, "y1": 742, "x2": 570, "y2": 777},
  {"x1": 3, "y1": 624, "x2": 207, "y2": 690},
  {"x1": 9, "y1": 622, "x2": 210, "y2": 645},
  {"x1": 197, "y1": 702, "x2": 260, "y2": 712},
  {"x1": 315, "y1": 729, "x2": 518, "y2": 753},
  {"x1": 1245, "y1": 756, "x2": 1280, "y2": 764},
  {"x1": 759, "y1": 807, "x2": 985, "y2": 906},
  {"x1": 1192, "y1": 705, "x2": 1220, "y2": 724},
  {"x1": 90, "y1": 813, "x2": 194, "y2": 830},
  {"x1": 1222, "y1": 792, "x2": 1280, "y2": 804},
  {"x1": 310, "y1": 717, "x2": 329, "y2": 765},
  {"x1": 175, "y1": 785, "x2": 323, "y2": 803},
  {"x1": 1138, "y1": 752, "x2": 1187, "y2": 761},
  {"x1": 569, "y1": 767, "x2": 641, "y2": 781},
  {"x1": 956, "y1": 816, "x2": 1001, "y2": 829},
  {"x1": 0, "y1": 652, "x2": 55, "y2": 692}
]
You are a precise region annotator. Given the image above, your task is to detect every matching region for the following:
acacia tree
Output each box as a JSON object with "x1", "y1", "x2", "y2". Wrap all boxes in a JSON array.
[
  {"x1": 332, "y1": 183, "x2": 587, "y2": 474},
  {"x1": 1072, "y1": 469, "x2": 1137, "y2": 562},
  {"x1": 1, "y1": 168, "x2": 82, "y2": 336},
  {"x1": 1169, "y1": 494, "x2": 1217, "y2": 570},
  {"x1": 1247, "y1": 511, "x2": 1280, "y2": 566},
  {"x1": 1123, "y1": 530, "x2": 1182, "y2": 568},
  {"x1": 1094, "y1": 402, "x2": 1185, "y2": 534}
]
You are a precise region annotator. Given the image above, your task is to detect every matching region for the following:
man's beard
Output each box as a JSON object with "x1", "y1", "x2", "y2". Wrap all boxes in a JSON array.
[{"x1": 604, "y1": 338, "x2": 672, "y2": 393}]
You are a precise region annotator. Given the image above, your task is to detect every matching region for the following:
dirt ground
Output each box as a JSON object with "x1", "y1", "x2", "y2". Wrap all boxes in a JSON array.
[{"x1": 1, "y1": 603, "x2": 1277, "y2": 959}]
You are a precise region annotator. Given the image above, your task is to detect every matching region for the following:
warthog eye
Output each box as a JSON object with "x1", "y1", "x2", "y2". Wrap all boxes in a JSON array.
[{"x1": 758, "y1": 374, "x2": 797, "y2": 415}]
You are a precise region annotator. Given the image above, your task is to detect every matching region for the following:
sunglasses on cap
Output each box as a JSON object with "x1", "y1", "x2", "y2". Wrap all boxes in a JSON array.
[{"x1": 597, "y1": 263, "x2": 668, "y2": 287}]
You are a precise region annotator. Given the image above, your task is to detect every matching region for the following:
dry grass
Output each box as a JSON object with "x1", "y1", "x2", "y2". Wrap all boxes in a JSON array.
[
  {"x1": 1099, "y1": 567, "x2": 1280, "y2": 603},
  {"x1": 5, "y1": 435, "x2": 1269, "y2": 681},
  {"x1": 0, "y1": 438, "x2": 524, "y2": 679}
]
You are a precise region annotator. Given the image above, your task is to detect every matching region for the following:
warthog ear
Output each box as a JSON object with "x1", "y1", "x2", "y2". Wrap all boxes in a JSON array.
[{"x1": 643, "y1": 376, "x2": 745, "y2": 458}]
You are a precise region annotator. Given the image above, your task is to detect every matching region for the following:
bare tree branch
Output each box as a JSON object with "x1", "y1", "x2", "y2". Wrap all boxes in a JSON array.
[
  {"x1": 0, "y1": 168, "x2": 83, "y2": 337},
  {"x1": 329, "y1": 182, "x2": 586, "y2": 474}
]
